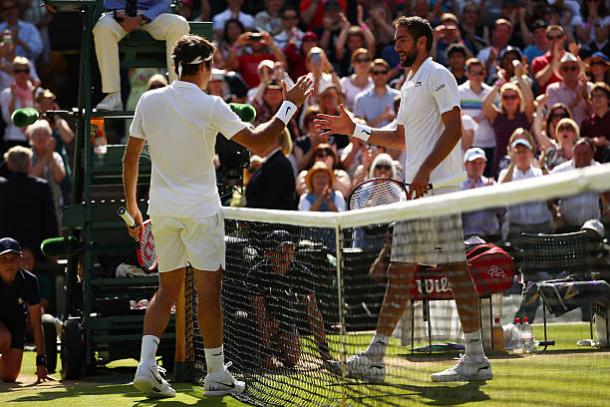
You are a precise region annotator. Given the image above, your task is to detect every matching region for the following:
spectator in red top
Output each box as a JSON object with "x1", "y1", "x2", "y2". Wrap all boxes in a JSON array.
[
  {"x1": 581, "y1": 82, "x2": 610, "y2": 163},
  {"x1": 299, "y1": 0, "x2": 348, "y2": 32},
  {"x1": 284, "y1": 31, "x2": 318, "y2": 81},
  {"x1": 226, "y1": 30, "x2": 286, "y2": 88},
  {"x1": 531, "y1": 25, "x2": 566, "y2": 94}
]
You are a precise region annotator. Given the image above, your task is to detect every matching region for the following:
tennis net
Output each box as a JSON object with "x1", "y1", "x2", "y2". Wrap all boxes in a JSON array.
[{"x1": 183, "y1": 164, "x2": 610, "y2": 406}]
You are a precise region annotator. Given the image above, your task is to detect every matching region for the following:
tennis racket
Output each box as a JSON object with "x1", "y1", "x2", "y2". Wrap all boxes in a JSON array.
[
  {"x1": 118, "y1": 207, "x2": 158, "y2": 272},
  {"x1": 348, "y1": 173, "x2": 467, "y2": 210}
]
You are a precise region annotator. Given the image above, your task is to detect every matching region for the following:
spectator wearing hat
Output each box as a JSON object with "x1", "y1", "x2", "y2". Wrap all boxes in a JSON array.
[
  {"x1": 246, "y1": 59, "x2": 289, "y2": 104},
  {"x1": 477, "y1": 18, "x2": 513, "y2": 84},
  {"x1": 298, "y1": 161, "x2": 345, "y2": 212},
  {"x1": 212, "y1": 0, "x2": 255, "y2": 42},
  {"x1": 459, "y1": 58, "x2": 495, "y2": 175},
  {"x1": 0, "y1": 237, "x2": 50, "y2": 383},
  {"x1": 273, "y1": 5, "x2": 303, "y2": 50},
  {"x1": 499, "y1": 135, "x2": 554, "y2": 244},
  {"x1": 254, "y1": 0, "x2": 283, "y2": 37},
  {"x1": 581, "y1": 82, "x2": 610, "y2": 163},
  {"x1": 540, "y1": 117, "x2": 581, "y2": 172},
  {"x1": 445, "y1": 43, "x2": 469, "y2": 85},
  {"x1": 245, "y1": 127, "x2": 297, "y2": 210},
  {"x1": 353, "y1": 59, "x2": 399, "y2": 129},
  {"x1": 0, "y1": 146, "x2": 58, "y2": 261},
  {"x1": 552, "y1": 137, "x2": 610, "y2": 233},
  {"x1": 226, "y1": 30, "x2": 286, "y2": 88},
  {"x1": 246, "y1": 229, "x2": 332, "y2": 369},
  {"x1": 92, "y1": 0, "x2": 190, "y2": 111},
  {"x1": 573, "y1": 0, "x2": 610, "y2": 56},
  {"x1": 586, "y1": 52, "x2": 610, "y2": 84},
  {"x1": 0, "y1": 31, "x2": 40, "y2": 92},
  {"x1": 339, "y1": 48, "x2": 372, "y2": 111},
  {"x1": 523, "y1": 20, "x2": 549, "y2": 64},
  {"x1": 546, "y1": 52, "x2": 592, "y2": 126},
  {"x1": 531, "y1": 25, "x2": 567, "y2": 94},
  {"x1": 296, "y1": 143, "x2": 351, "y2": 199},
  {"x1": 283, "y1": 30, "x2": 318, "y2": 81},
  {"x1": 461, "y1": 147, "x2": 504, "y2": 242}
]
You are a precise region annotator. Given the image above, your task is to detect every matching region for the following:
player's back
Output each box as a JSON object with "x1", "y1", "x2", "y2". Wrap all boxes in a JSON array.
[{"x1": 131, "y1": 81, "x2": 228, "y2": 218}]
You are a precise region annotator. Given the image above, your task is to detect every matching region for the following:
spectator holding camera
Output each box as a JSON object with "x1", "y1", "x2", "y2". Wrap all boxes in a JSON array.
[
  {"x1": 0, "y1": 0, "x2": 42, "y2": 62},
  {"x1": 226, "y1": 30, "x2": 286, "y2": 88},
  {"x1": 0, "y1": 30, "x2": 39, "y2": 92}
]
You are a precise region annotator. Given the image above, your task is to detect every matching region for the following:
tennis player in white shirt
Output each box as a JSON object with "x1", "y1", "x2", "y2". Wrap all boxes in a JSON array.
[
  {"x1": 314, "y1": 16, "x2": 492, "y2": 383},
  {"x1": 123, "y1": 34, "x2": 312, "y2": 398}
]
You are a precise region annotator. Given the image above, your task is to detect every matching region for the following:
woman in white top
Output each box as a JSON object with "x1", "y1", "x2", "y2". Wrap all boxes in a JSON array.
[{"x1": 339, "y1": 48, "x2": 372, "y2": 111}]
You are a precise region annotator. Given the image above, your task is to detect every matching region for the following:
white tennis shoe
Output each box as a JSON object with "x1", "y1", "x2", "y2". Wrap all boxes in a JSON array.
[
  {"x1": 95, "y1": 93, "x2": 123, "y2": 111},
  {"x1": 327, "y1": 352, "x2": 386, "y2": 383},
  {"x1": 431, "y1": 354, "x2": 492, "y2": 382},
  {"x1": 133, "y1": 364, "x2": 176, "y2": 398},
  {"x1": 203, "y1": 362, "x2": 246, "y2": 396}
]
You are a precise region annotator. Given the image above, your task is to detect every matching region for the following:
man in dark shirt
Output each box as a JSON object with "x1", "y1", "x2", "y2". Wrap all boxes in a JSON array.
[
  {"x1": 247, "y1": 230, "x2": 332, "y2": 369},
  {"x1": 581, "y1": 82, "x2": 610, "y2": 163},
  {"x1": 0, "y1": 146, "x2": 58, "y2": 261},
  {"x1": 0, "y1": 237, "x2": 50, "y2": 382}
]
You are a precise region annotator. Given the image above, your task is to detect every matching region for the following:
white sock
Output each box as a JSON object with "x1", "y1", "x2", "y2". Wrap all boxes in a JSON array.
[
  {"x1": 204, "y1": 345, "x2": 225, "y2": 374},
  {"x1": 364, "y1": 333, "x2": 389, "y2": 361},
  {"x1": 464, "y1": 331, "x2": 484, "y2": 361},
  {"x1": 140, "y1": 335, "x2": 159, "y2": 367}
]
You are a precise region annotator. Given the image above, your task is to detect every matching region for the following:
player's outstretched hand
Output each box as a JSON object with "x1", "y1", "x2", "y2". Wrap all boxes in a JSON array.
[
  {"x1": 283, "y1": 75, "x2": 313, "y2": 107},
  {"x1": 35, "y1": 365, "x2": 55, "y2": 384},
  {"x1": 313, "y1": 104, "x2": 354, "y2": 138}
]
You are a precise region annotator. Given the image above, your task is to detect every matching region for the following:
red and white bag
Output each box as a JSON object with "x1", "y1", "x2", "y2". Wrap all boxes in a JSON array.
[{"x1": 466, "y1": 243, "x2": 515, "y2": 296}]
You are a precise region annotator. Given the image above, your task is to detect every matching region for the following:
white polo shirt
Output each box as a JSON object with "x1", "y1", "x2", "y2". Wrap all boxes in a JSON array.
[
  {"x1": 458, "y1": 81, "x2": 495, "y2": 148},
  {"x1": 130, "y1": 81, "x2": 247, "y2": 218},
  {"x1": 396, "y1": 57, "x2": 462, "y2": 187}
]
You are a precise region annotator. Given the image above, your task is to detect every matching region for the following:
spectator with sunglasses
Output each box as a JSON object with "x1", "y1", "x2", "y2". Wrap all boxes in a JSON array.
[
  {"x1": 540, "y1": 118, "x2": 581, "y2": 172},
  {"x1": 339, "y1": 48, "x2": 372, "y2": 111},
  {"x1": 581, "y1": 82, "x2": 610, "y2": 164},
  {"x1": 353, "y1": 59, "x2": 399, "y2": 129},
  {"x1": 254, "y1": 0, "x2": 283, "y2": 37},
  {"x1": 0, "y1": 57, "x2": 36, "y2": 152},
  {"x1": 482, "y1": 79, "x2": 535, "y2": 176},
  {"x1": 586, "y1": 52, "x2": 610, "y2": 84},
  {"x1": 532, "y1": 25, "x2": 567, "y2": 94},
  {"x1": 0, "y1": 30, "x2": 39, "y2": 92},
  {"x1": 273, "y1": 6, "x2": 303, "y2": 51},
  {"x1": 532, "y1": 100, "x2": 573, "y2": 153},
  {"x1": 546, "y1": 52, "x2": 592, "y2": 126},
  {"x1": 459, "y1": 58, "x2": 495, "y2": 176}
]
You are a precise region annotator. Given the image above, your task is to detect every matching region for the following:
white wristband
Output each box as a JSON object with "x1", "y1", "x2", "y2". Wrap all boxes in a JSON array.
[
  {"x1": 353, "y1": 123, "x2": 372, "y2": 142},
  {"x1": 274, "y1": 100, "x2": 297, "y2": 125}
]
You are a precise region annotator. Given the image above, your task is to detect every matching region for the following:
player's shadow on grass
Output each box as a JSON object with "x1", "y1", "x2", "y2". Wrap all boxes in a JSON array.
[{"x1": 345, "y1": 381, "x2": 489, "y2": 406}]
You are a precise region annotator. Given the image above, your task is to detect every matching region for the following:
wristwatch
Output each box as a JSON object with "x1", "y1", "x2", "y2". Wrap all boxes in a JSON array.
[{"x1": 36, "y1": 354, "x2": 47, "y2": 367}]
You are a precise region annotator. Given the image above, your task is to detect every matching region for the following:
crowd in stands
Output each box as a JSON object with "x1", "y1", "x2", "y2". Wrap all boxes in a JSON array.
[{"x1": 0, "y1": 0, "x2": 608, "y2": 269}]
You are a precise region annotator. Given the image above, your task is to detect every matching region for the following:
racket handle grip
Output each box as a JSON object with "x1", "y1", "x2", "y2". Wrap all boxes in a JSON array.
[{"x1": 118, "y1": 207, "x2": 136, "y2": 227}]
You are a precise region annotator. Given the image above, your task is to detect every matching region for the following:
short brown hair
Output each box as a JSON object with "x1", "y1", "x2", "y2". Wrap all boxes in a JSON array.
[
  {"x1": 171, "y1": 34, "x2": 215, "y2": 76},
  {"x1": 591, "y1": 82, "x2": 610, "y2": 100}
]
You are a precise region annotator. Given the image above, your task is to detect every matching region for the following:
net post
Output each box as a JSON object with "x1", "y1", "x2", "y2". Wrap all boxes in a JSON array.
[{"x1": 334, "y1": 224, "x2": 347, "y2": 405}]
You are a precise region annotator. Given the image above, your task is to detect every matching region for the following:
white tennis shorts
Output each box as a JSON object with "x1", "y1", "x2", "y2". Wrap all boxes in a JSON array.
[
  {"x1": 150, "y1": 212, "x2": 226, "y2": 272},
  {"x1": 390, "y1": 187, "x2": 465, "y2": 265}
]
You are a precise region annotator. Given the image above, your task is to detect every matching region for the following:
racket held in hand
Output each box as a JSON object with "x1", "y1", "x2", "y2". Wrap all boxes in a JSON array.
[
  {"x1": 118, "y1": 207, "x2": 158, "y2": 271},
  {"x1": 348, "y1": 173, "x2": 466, "y2": 210}
]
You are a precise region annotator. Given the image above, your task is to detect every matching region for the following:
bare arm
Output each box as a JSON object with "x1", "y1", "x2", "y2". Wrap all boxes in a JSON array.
[
  {"x1": 313, "y1": 104, "x2": 405, "y2": 150},
  {"x1": 233, "y1": 76, "x2": 313, "y2": 155},
  {"x1": 55, "y1": 118, "x2": 75, "y2": 145},
  {"x1": 334, "y1": 23, "x2": 350, "y2": 62},
  {"x1": 516, "y1": 74, "x2": 535, "y2": 122},
  {"x1": 305, "y1": 293, "x2": 331, "y2": 360},
  {"x1": 482, "y1": 83, "x2": 500, "y2": 123},
  {"x1": 122, "y1": 136, "x2": 146, "y2": 238},
  {"x1": 252, "y1": 295, "x2": 275, "y2": 352},
  {"x1": 29, "y1": 303, "x2": 50, "y2": 382}
]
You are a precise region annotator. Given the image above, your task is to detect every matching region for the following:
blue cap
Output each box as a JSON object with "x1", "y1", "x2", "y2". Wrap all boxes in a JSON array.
[
  {"x1": 590, "y1": 52, "x2": 609, "y2": 62},
  {"x1": 511, "y1": 139, "x2": 533, "y2": 150},
  {"x1": 0, "y1": 237, "x2": 22, "y2": 256},
  {"x1": 265, "y1": 230, "x2": 294, "y2": 252}
]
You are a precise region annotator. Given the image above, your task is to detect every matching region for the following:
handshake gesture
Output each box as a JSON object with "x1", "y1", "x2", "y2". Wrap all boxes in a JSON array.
[{"x1": 282, "y1": 75, "x2": 313, "y2": 107}]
